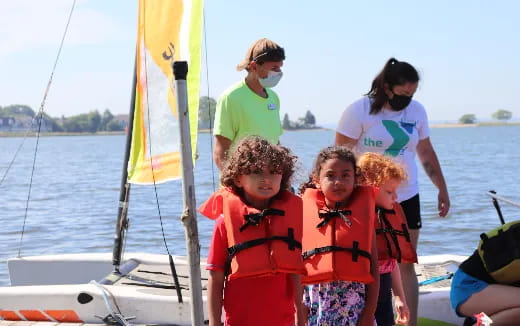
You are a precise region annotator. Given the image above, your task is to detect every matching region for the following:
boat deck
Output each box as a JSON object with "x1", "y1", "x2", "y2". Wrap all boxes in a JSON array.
[
  {"x1": 101, "y1": 261, "x2": 209, "y2": 298},
  {"x1": 417, "y1": 259, "x2": 458, "y2": 289}
]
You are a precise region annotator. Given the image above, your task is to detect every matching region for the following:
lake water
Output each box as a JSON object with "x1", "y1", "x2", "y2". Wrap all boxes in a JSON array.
[{"x1": 1, "y1": 126, "x2": 520, "y2": 285}]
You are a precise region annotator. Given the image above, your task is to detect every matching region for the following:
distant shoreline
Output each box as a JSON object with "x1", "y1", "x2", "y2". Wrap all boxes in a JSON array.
[
  {"x1": 198, "y1": 127, "x2": 331, "y2": 133},
  {"x1": 0, "y1": 131, "x2": 126, "y2": 137},
  {"x1": 430, "y1": 121, "x2": 520, "y2": 128},
  {"x1": 1, "y1": 123, "x2": 518, "y2": 137}
]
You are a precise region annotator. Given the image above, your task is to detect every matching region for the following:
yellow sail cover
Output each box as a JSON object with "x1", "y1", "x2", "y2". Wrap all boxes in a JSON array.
[{"x1": 128, "y1": 0, "x2": 203, "y2": 184}]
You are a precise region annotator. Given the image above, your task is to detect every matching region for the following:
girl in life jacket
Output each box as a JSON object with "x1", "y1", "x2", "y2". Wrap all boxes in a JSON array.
[
  {"x1": 199, "y1": 136, "x2": 306, "y2": 326},
  {"x1": 298, "y1": 146, "x2": 380, "y2": 326},
  {"x1": 358, "y1": 152, "x2": 417, "y2": 326}
]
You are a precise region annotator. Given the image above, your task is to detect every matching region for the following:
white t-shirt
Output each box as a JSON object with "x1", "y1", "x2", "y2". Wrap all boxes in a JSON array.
[{"x1": 337, "y1": 96, "x2": 430, "y2": 202}]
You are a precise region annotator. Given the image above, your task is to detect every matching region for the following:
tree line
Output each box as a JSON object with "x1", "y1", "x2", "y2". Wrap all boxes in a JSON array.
[
  {"x1": 0, "y1": 105, "x2": 125, "y2": 132},
  {"x1": 459, "y1": 109, "x2": 514, "y2": 124},
  {"x1": 197, "y1": 96, "x2": 318, "y2": 130}
]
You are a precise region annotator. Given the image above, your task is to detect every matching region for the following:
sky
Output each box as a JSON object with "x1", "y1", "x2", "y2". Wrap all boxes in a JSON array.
[{"x1": 2, "y1": 0, "x2": 520, "y2": 125}]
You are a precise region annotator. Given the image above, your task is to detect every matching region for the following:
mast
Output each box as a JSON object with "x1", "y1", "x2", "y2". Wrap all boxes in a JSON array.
[
  {"x1": 173, "y1": 61, "x2": 204, "y2": 325},
  {"x1": 111, "y1": 59, "x2": 137, "y2": 270}
]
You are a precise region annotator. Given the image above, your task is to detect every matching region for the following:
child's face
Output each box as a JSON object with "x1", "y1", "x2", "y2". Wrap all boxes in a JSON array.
[
  {"x1": 235, "y1": 166, "x2": 282, "y2": 209},
  {"x1": 316, "y1": 158, "x2": 355, "y2": 207},
  {"x1": 376, "y1": 178, "x2": 400, "y2": 210}
]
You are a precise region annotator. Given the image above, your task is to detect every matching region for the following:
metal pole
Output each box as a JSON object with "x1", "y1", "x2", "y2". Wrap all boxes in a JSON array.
[
  {"x1": 112, "y1": 58, "x2": 137, "y2": 269},
  {"x1": 488, "y1": 190, "x2": 507, "y2": 225},
  {"x1": 173, "y1": 61, "x2": 204, "y2": 325}
]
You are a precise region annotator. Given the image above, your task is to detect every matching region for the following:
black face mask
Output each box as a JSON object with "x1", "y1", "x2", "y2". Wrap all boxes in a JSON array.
[{"x1": 388, "y1": 92, "x2": 412, "y2": 111}]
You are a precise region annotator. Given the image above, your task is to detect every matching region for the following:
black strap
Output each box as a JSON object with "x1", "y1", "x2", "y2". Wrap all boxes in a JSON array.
[
  {"x1": 302, "y1": 241, "x2": 371, "y2": 262},
  {"x1": 375, "y1": 208, "x2": 411, "y2": 263},
  {"x1": 317, "y1": 209, "x2": 352, "y2": 228},
  {"x1": 240, "y1": 208, "x2": 285, "y2": 232},
  {"x1": 225, "y1": 228, "x2": 301, "y2": 275}
]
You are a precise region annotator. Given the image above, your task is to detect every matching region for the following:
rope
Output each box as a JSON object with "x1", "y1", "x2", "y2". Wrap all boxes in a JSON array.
[
  {"x1": 487, "y1": 191, "x2": 520, "y2": 209},
  {"x1": 17, "y1": 0, "x2": 77, "y2": 257},
  {"x1": 141, "y1": 0, "x2": 171, "y2": 258},
  {"x1": 202, "y1": 8, "x2": 216, "y2": 191},
  {"x1": 0, "y1": 117, "x2": 39, "y2": 186},
  {"x1": 141, "y1": 3, "x2": 183, "y2": 303}
]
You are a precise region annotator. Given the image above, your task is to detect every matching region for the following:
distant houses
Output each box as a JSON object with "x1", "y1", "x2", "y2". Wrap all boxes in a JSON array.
[
  {"x1": 0, "y1": 116, "x2": 52, "y2": 132},
  {"x1": 0, "y1": 117, "x2": 15, "y2": 130},
  {"x1": 113, "y1": 114, "x2": 129, "y2": 130}
]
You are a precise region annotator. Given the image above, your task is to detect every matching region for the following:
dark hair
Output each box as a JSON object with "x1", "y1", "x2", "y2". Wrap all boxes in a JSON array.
[
  {"x1": 366, "y1": 58, "x2": 420, "y2": 114},
  {"x1": 298, "y1": 146, "x2": 357, "y2": 195},
  {"x1": 253, "y1": 47, "x2": 285, "y2": 65},
  {"x1": 221, "y1": 136, "x2": 297, "y2": 196}
]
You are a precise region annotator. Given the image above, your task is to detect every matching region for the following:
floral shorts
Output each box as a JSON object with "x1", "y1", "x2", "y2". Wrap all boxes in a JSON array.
[{"x1": 303, "y1": 280, "x2": 366, "y2": 326}]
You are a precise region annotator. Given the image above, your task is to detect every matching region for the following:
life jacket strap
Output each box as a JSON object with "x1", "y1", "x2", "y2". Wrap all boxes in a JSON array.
[
  {"x1": 240, "y1": 208, "x2": 285, "y2": 232},
  {"x1": 376, "y1": 209, "x2": 411, "y2": 263},
  {"x1": 317, "y1": 209, "x2": 352, "y2": 228},
  {"x1": 225, "y1": 228, "x2": 302, "y2": 275},
  {"x1": 302, "y1": 241, "x2": 371, "y2": 262}
]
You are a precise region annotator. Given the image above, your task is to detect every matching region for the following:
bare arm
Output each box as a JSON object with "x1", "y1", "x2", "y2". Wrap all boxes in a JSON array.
[
  {"x1": 290, "y1": 274, "x2": 306, "y2": 326},
  {"x1": 334, "y1": 132, "x2": 358, "y2": 150},
  {"x1": 391, "y1": 264, "x2": 410, "y2": 325},
  {"x1": 416, "y1": 137, "x2": 450, "y2": 217},
  {"x1": 358, "y1": 234, "x2": 380, "y2": 326},
  {"x1": 207, "y1": 270, "x2": 225, "y2": 326},
  {"x1": 213, "y1": 135, "x2": 232, "y2": 171}
]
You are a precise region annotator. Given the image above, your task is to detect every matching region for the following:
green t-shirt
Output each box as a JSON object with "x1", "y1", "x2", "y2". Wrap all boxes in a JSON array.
[{"x1": 214, "y1": 80, "x2": 283, "y2": 148}]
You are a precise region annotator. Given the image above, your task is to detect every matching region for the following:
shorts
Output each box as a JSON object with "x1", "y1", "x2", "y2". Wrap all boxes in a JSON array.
[
  {"x1": 375, "y1": 272, "x2": 394, "y2": 326},
  {"x1": 400, "y1": 194, "x2": 421, "y2": 229},
  {"x1": 450, "y1": 269, "x2": 489, "y2": 317}
]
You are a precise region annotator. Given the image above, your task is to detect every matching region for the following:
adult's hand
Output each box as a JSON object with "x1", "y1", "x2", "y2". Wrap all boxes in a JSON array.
[
  {"x1": 438, "y1": 189, "x2": 450, "y2": 217},
  {"x1": 417, "y1": 138, "x2": 450, "y2": 217}
]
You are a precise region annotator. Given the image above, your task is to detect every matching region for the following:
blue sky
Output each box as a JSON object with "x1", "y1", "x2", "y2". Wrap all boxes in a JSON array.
[{"x1": 1, "y1": 0, "x2": 519, "y2": 125}]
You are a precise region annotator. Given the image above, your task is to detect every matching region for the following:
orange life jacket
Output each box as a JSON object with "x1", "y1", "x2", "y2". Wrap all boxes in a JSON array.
[
  {"x1": 375, "y1": 203, "x2": 417, "y2": 264},
  {"x1": 198, "y1": 188, "x2": 305, "y2": 280},
  {"x1": 301, "y1": 186, "x2": 376, "y2": 285}
]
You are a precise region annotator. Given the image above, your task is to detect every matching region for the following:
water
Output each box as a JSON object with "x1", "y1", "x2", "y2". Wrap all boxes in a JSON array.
[{"x1": 1, "y1": 126, "x2": 519, "y2": 285}]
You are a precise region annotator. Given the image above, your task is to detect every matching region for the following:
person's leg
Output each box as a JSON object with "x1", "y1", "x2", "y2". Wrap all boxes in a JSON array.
[
  {"x1": 398, "y1": 194, "x2": 421, "y2": 326},
  {"x1": 398, "y1": 230, "x2": 419, "y2": 326},
  {"x1": 375, "y1": 272, "x2": 395, "y2": 326},
  {"x1": 459, "y1": 284, "x2": 520, "y2": 325},
  {"x1": 487, "y1": 308, "x2": 520, "y2": 326}
]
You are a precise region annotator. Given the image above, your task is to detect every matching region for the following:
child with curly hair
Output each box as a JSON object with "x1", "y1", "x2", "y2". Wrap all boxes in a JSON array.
[
  {"x1": 199, "y1": 136, "x2": 305, "y2": 326},
  {"x1": 358, "y1": 152, "x2": 418, "y2": 326},
  {"x1": 299, "y1": 146, "x2": 379, "y2": 326}
]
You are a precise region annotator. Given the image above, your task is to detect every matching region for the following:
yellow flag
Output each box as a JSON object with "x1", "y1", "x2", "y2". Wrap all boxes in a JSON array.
[{"x1": 128, "y1": 0, "x2": 203, "y2": 184}]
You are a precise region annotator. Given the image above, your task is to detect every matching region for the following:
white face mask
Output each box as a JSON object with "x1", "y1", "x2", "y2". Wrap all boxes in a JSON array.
[{"x1": 259, "y1": 70, "x2": 283, "y2": 88}]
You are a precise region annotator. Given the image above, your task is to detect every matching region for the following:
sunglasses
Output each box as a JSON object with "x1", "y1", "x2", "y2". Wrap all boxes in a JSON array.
[{"x1": 252, "y1": 48, "x2": 285, "y2": 63}]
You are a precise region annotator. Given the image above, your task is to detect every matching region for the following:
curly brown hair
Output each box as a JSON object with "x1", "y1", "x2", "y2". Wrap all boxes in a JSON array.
[
  {"x1": 298, "y1": 146, "x2": 357, "y2": 195},
  {"x1": 357, "y1": 152, "x2": 407, "y2": 187},
  {"x1": 221, "y1": 136, "x2": 297, "y2": 195}
]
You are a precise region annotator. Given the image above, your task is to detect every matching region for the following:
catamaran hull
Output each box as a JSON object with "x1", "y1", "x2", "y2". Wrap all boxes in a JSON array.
[
  {"x1": 1, "y1": 253, "x2": 208, "y2": 325},
  {"x1": 0, "y1": 283, "x2": 198, "y2": 324}
]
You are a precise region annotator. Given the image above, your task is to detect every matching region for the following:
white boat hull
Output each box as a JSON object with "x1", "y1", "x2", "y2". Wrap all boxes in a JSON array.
[{"x1": 1, "y1": 253, "x2": 208, "y2": 325}]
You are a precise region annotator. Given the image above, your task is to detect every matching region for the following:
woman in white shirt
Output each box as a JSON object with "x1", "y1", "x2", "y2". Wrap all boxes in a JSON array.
[{"x1": 336, "y1": 58, "x2": 450, "y2": 326}]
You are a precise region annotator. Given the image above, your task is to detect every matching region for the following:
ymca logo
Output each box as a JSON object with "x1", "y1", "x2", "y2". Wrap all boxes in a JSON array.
[{"x1": 362, "y1": 120, "x2": 410, "y2": 157}]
